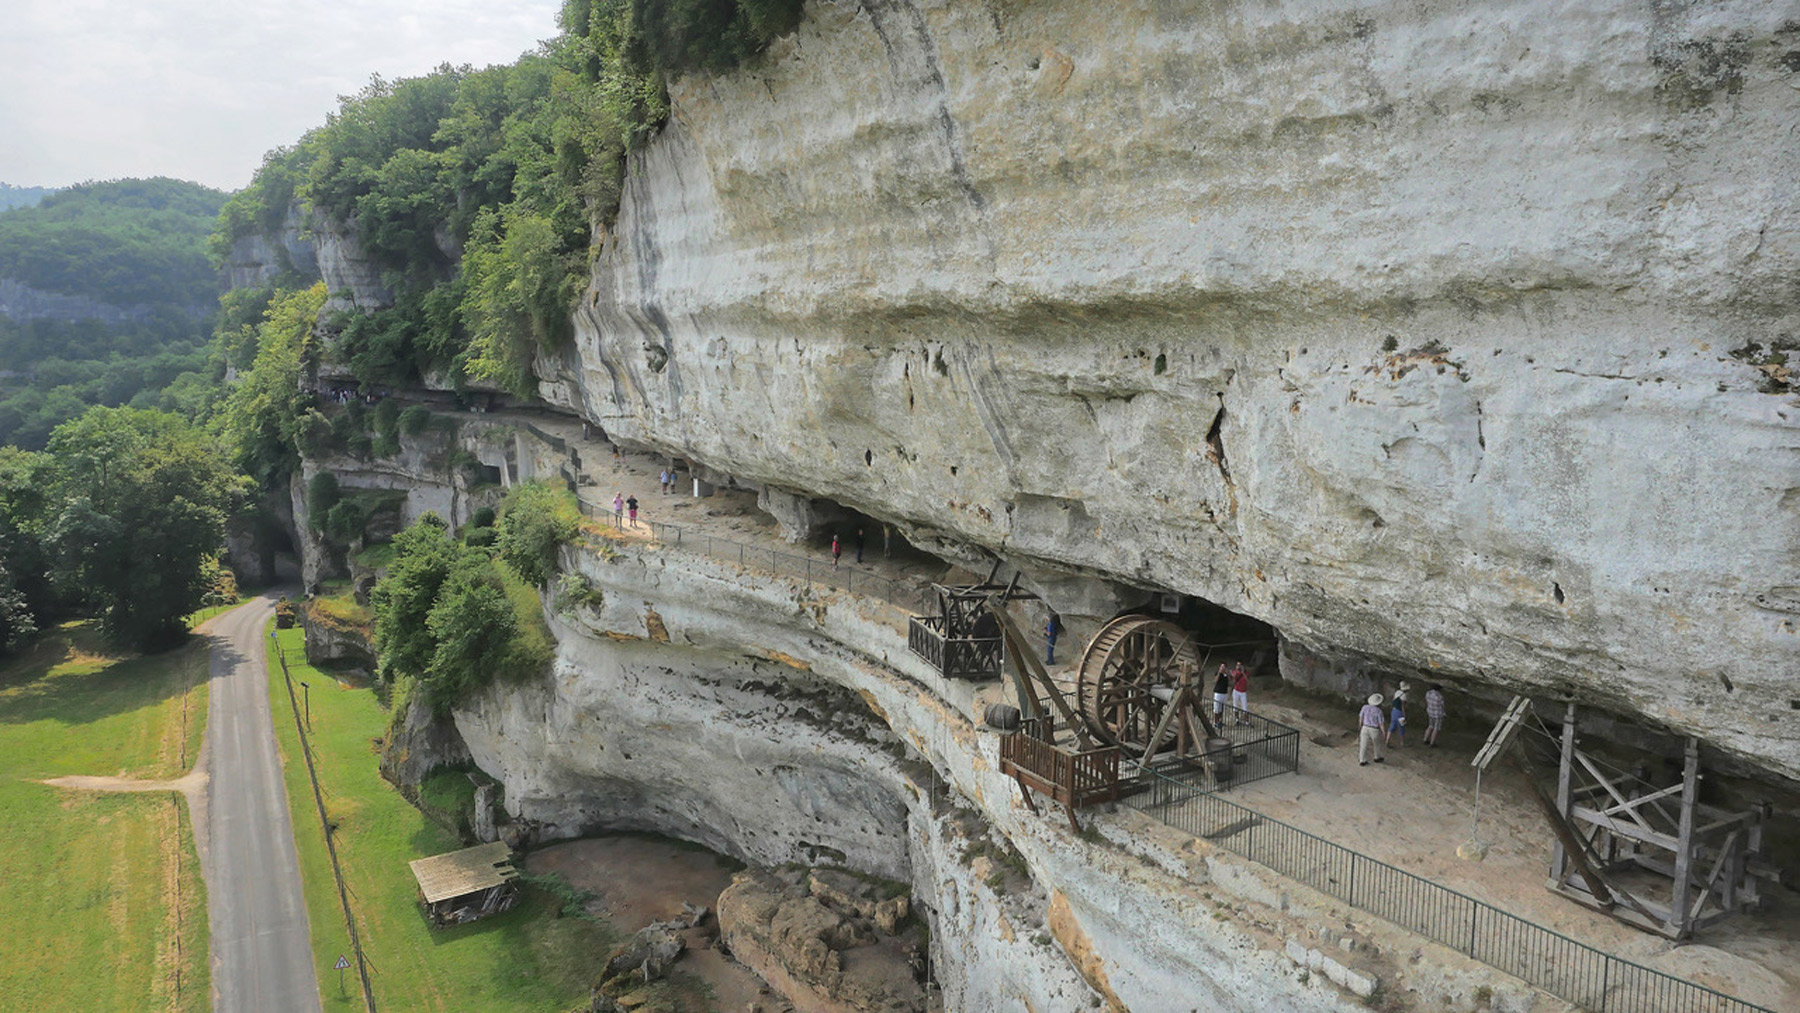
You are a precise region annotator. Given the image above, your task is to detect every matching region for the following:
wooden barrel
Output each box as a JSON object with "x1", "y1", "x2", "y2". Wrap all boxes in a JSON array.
[{"x1": 984, "y1": 703, "x2": 1022, "y2": 731}]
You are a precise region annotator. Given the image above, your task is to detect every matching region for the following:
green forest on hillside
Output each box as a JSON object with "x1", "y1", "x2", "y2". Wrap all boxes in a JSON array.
[
  {"x1": 220, "y1": 0, "x2": 803, "y2": 396},
  {"x1": 0, "y1": 184, "x2": 56, "y2": 213},
  {"x1": 0, "y1": 0, "x2": 808, "y2": 689},
  {"x1": 0, "y1": 178, "x2": 228, "y2": 449}
]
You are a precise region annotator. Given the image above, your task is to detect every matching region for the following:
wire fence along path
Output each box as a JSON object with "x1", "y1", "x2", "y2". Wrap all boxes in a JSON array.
[
  {"x1": 1130, "y1": 767, "x2": 1775, "y2": 1013},
  {"x1": 273, "y1": 638, "x2": 377, "y2": 1013},
  {"x1": 582, "y1": 502, "x2": 929, "y2": 613}
]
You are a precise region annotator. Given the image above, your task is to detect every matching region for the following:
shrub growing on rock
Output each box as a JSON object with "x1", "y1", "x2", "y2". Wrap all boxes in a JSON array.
[
  {"x1": 306, "y1": 472, "x2": 341, "y2": 530},
  {"x1": 494, "y1": 480, "x2": 580, "y2": 586}
]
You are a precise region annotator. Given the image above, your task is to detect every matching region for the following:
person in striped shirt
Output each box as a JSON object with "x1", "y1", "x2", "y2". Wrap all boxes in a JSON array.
[
  {"x1": 1358, "y1": 693, "x2": 1387, "y2": 766},
  {"x1": 1424, "y1": 684, "x2": 1447, "y2": 748}
]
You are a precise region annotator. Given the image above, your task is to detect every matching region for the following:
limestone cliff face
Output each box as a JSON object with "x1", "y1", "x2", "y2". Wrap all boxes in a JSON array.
[
  {"x1": 546, "y1": 0, "x2": 1800, "y2": 778},
  {"x1": 222, "y1": 203, "x2": 318, "y2": 290}
]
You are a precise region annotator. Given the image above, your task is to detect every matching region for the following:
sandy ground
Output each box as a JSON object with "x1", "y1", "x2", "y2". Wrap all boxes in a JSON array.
[
  {"x1": 528, "y1": 835, "x2": 774, "y2": 1012},
  {"x1": 1214, "y1": 680, "x2": 1800, "y2": 1010}
]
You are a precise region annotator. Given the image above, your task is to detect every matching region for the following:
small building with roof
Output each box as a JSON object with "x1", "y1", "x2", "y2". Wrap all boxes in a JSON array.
[{"x1": 408, "y1": 841, "x2": 520, "y2": 926}]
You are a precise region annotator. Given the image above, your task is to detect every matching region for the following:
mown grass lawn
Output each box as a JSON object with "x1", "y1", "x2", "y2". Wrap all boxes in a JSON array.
[
  {"x1": 0, "y1": 622, "x2": 211, "y2": 1011},
  {"x1": 265, "y1": 625, "x2": 615, "y2": 1011}
]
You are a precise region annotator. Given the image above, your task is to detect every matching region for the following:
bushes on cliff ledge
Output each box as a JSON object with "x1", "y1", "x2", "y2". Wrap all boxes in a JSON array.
[
  {"x1": 371, "y1": 512, "x2": 554, "y2": 712},
  {"x1": 494, "y1": 480, "x2": 581, "y2": 586}
]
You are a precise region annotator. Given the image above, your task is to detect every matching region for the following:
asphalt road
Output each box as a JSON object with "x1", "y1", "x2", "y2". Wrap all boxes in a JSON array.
[{"x1": 201, "y1": 595, "x2": 322, "y2": 1012}]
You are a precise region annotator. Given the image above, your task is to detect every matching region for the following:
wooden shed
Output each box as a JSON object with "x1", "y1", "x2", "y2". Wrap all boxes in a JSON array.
[{"x1": 408, "y1": 841, "x2": 520, "y2": 926}]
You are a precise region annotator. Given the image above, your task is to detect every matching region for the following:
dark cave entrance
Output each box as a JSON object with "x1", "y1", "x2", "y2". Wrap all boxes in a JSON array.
[{"x1": 1112, "y1": 590, "x2": 1280, "y2": 676}]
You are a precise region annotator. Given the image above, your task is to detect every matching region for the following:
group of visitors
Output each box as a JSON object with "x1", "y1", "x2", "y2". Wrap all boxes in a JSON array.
[
  {"x1": 1211, "y1": 662, "x2": 1254, "y2": 726},
  {"x1": 657, "y1": 468, "x2": 678, "y2": 494},
  {"x1": 322, "y1": 385, "x2": 386, "y2": 405},
  {"x1": 611, "y1": 492, "x2": 640, "y2": 529},
  {"x1": 1358, "y1": 683, "x2": 1447, "y2": 765}
]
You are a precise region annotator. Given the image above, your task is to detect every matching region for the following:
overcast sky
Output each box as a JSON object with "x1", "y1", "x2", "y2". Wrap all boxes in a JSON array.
[{"x1": 0, "y1": 0, "x2": 563, "y2": 193}]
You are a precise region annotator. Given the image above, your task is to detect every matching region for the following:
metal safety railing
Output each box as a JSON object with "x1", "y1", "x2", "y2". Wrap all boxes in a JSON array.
[
  {"x1": 1125, "y1": 704, "x2": 1302, "y2": 793},
  {"x1": 578, "y1": 498, "x2": 928, "y2": 612},
  {"x1": 1127, "y1": 765, "x2": 1775, "y2": 1013}
]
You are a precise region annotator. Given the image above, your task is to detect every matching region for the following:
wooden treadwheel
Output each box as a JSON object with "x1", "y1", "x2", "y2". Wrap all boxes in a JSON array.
[{"x1": 1074, "y1": 615, "x2": 1203, "y2": 753}]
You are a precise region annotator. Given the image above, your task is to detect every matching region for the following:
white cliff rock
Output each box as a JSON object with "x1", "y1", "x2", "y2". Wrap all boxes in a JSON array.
[{"x1": 546, "y1": 0, "x2": 1800, "y2": 778}]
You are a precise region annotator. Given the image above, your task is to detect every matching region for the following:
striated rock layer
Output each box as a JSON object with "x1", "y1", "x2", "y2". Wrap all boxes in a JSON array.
[{"x1": 544, "y1": 0, "x2": 1800, "y2": 778}]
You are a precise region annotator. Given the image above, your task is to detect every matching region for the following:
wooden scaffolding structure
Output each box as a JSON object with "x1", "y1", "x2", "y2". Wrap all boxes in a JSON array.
[
  {"x1": 1475, "y1": 697, "x2": 1777, "y2": 940},
  {"x1": 906, "y1": 570, "x2": 1036, "y2": 680}
]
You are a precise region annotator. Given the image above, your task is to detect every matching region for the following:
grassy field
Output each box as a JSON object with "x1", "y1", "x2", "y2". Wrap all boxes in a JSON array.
[
  {"x1": 265, "y1": 625, "x2": 616, "y2": 1011},
  {"x1": 0, "y1": 622, "x2": 211, "y2": 1011}
]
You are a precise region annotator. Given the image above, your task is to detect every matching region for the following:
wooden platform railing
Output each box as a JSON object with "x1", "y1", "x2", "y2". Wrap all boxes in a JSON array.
[
  {"x1": 999, "y1": 719, "x2": 1122, "y2": 829},
  {"x1": 907, "y1": 614, "x2": 1005, "y2": 679}
]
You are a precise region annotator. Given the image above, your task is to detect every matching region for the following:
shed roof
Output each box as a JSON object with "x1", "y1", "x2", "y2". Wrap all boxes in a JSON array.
[{"x1": 408, "y1": 841, "x2": 517, "y2": 904}]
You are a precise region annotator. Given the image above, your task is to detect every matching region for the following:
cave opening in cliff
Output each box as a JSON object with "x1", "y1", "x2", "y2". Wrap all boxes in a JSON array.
[{"x1": 1112, "y1": 591, "x2": 1278, "y2": 673}]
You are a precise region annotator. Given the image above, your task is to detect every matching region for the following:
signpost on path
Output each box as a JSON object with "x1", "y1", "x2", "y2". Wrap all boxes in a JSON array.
[{"x1": 335, "y1": 954, "x2": 350, "y2": 995}]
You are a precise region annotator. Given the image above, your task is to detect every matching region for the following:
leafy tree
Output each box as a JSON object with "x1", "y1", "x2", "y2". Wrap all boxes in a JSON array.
[
  {"x1": 217, "y1": 283, "x2": 327, "y2": 487},
  {"x1": 324, "y1": 499, "x2": 368, "y2": 543},
  {"x1": 306, "y1": 471, "x2": 341, "y2": 530},
  {"x1": 371, "y1": 512, "x2": 553, "y2": 711},
  {"x1": 0, "y1": 447, "x2": 59, "y2": 626},
  {"x1": 398, "y1": 403, "x2": 432, "y2": 436},
  {"x1": 461, "y1": 209, "x2": 579, "y2": 394},
  {"x1": 495, "y1": 480, "x2": 580, "y2": 585},
  {"x1": 370, "y1": 514, "x2": 458, "y2": 678},
  {"x1": 0, "y1": 561, "x2": 35, "y2": 651},
  {"x1": 423, "y1": 554, "x2": 521, "y2": 709},
  {"x1": 44, "y1": 407, "x2": 241, "y2": 648}
]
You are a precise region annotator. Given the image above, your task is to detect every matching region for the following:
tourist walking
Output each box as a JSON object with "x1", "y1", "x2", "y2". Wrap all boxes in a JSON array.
[
  {"x1": 1230, "y1": 662, "x2": 1251, "y2": 725},
  {"x1": 658, "y1": 469, "x2": 668, "y2": 494},
  {"x1": 1045, "y1": 613, "x2": 1061, "y2": 665},
  {"x1": 612, "y1": 493, "x2": 624, "y2": 528},
  {"x1": 1358, "y1": 694, "x2": 1386, "y2": 765},
  {"x1": 854, "y1": 529, "x2": 865, "y2": 564},
  {"x1": 626, "y1": 495, "x2": 639, "y2": 528},
  {"x1": 1424, "y1": 684, "x2": 1446, "y2": 747},
  {"x1": 1386, "y1": 695, "x2": 1406, "y2": 749},
  {"x1": 831, "y1": 534, "x2": 842, "y2": 568},
  {"x1": 1212, "y1": 665, "x2": 1231, "y2": 722}
]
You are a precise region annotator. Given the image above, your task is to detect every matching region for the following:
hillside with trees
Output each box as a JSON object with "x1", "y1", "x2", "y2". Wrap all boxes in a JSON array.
[
  {"x1": 219, "y1": 0, "x2": 804, "y2": 397},
  {"x1": 0, "y1": 178, "x2": 227, "y2": 449},
  {"x1": 0, "y1": 184, "x2": 56, "y2": 213}
]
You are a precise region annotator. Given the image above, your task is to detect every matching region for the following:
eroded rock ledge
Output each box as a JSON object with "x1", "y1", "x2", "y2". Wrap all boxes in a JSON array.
[{"x1": 540, "y1": 0, "x2": 1800, "y2": 781}]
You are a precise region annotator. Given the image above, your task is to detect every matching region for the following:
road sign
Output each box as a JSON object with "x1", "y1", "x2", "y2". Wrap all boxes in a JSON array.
[{"x1": 334, "y1": 955, "x2": 350, "y2": 970}]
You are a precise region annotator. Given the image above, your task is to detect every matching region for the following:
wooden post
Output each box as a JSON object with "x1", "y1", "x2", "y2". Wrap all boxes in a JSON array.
[
  {"x1": 1552, "y1": 701, "x2": 1576, "y2": 884},
  {"x1": 1669, "y1": 738, "x2": 1700, "y2": 937},
  {"x1": 989, "y1": 600, "x2": 1090, "y2": 747}
]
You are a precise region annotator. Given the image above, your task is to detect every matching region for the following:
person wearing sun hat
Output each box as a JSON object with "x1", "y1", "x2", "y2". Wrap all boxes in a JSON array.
[{"x1": 1358, "y1": 692, "x2": 1387, "y2": 765}]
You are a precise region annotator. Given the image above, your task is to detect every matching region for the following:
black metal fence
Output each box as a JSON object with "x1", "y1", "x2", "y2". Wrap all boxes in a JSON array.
[
  {"x1": 1128, "y1": 767, "x2": 1774, "y2": 1013},
  {"x1": 1123, "y1": 704, "x2": 1302, "y2": 793},
  {"x1": 577, "y1": 500, "x2": 926, "y2": 611}
]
